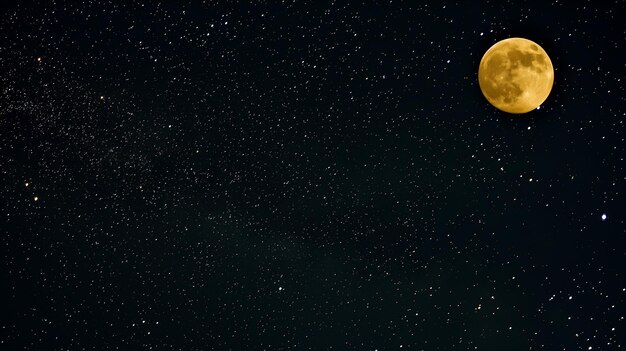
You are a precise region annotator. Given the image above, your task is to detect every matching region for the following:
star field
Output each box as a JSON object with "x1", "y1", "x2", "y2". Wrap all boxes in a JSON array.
[{"x1": 0, "y1": 1, "x2": 624, "y2": 350}]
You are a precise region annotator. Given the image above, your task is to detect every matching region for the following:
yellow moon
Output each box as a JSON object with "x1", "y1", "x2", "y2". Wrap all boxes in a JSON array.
[{"x1": 478, "y1": 38, "x2": 554, "y2": 114}]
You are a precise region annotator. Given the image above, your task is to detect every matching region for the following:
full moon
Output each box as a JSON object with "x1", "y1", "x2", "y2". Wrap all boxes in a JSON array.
[{"x1": 478, "y1": 37, "x2": 554, "y2": 114}]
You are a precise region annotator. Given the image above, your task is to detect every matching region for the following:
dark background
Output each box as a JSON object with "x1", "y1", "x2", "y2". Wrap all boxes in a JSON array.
[{"x1": 0, "y1": 1, "x2": 623, "y2": 350}]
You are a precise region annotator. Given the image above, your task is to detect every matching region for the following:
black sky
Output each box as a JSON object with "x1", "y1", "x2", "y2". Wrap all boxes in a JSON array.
[{"x1": 1, "y1": 1, "x2": 624, "y2": 350}]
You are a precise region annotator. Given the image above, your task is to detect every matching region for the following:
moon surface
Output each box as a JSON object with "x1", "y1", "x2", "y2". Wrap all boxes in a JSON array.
[{"x1": 478, "y1": 38, "x2": 554, "y2": 114}]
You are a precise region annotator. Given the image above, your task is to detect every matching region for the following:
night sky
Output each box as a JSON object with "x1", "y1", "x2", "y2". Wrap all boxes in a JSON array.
[{"x1": 1, "y1": 1, "x2": 624, "y2": 350}]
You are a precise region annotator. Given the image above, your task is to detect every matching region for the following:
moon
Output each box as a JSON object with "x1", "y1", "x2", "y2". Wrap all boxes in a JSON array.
[{"x1": 478, "y1": 38, "x2": 554, "y2": 114}]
